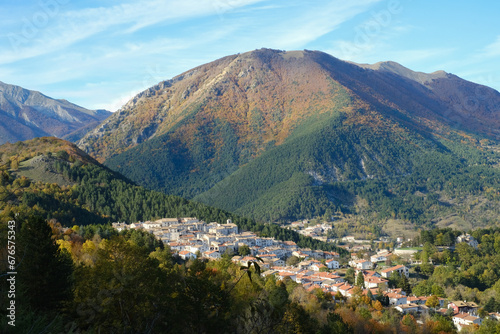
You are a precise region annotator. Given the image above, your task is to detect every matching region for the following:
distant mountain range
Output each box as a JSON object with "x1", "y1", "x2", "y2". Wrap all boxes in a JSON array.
[
  {"x1": 0, "y1": 81, "x2": 111, "y2": 145},
  {"x1": 69, "y1": 48, "x2": 497, "y2": 226}
]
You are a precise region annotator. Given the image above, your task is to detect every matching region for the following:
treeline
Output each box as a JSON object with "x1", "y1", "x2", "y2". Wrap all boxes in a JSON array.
[{"x1": 0, "y1": 215, "x2": 458, "y2": 333}]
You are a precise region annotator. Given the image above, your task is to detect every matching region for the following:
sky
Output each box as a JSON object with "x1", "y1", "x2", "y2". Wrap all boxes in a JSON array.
[{"x1": 0, "y1": 0, "x2": 499, "y2": 111}]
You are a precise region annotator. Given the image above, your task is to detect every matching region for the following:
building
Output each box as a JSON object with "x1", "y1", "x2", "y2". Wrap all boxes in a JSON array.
[
  {"x1": 386, "y1": 292, "x2": 407, "y2": 306},
  {"x1": 204, "y1": 250, "x2": 221, "y2": 260},
  {"x1": 395, "y1": 303, "x2": 419, "y2": 314},
  {"x1": 364, "y1": 276, "x2": 389, "y2": 290},
  {"x1": 325, "y1": 259, "x2": 340, "y2": 269},
  {"x1": 448, "y1": 301, "x2": 479, "y2": 315},
  {"x1": 456, "y1": 234, "x2": 479, "y2": 249},
  {"x1": 349, "y1": 259, "x2": 373, "y2": 270},
  {"x1": 178, "y1": 250, "x2": 196, "y2": 260},
  {"x1": 452, "y1": 313, "x2": 482, "y2": 331},
  {"x1": 381, "y1": 265, "x2": 409, "y2": 278}
]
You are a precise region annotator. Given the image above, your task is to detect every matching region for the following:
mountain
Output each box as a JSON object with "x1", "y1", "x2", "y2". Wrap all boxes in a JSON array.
[
  {"x1": 78, "y1": 49, "x2": 500, "y2": 226},
  {"x1": 0, "y1": 81, "x2": 111, "y2": 145},
  {"x1": 0, "y1": 137, "x2": 342, "y2": 252}
]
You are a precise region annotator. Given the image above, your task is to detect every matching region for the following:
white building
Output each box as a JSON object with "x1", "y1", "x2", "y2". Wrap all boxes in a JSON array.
[
  {"x1": 381, "y1": 265, "x2": 409, "y2": 278},
  {"x1": 452, "y1": 313, "x2": 482, "y2": 331},
  {"x1": 325, "y1": 259, "x2": 340, "y2": 269}
]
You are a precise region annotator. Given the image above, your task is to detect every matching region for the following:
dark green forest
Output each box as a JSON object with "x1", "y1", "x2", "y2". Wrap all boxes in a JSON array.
[{"x1": 105, "y1": 111, "x2": 500, "y2": 225}]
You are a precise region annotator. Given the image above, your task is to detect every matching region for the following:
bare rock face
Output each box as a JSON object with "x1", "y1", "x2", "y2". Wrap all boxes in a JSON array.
[{"x1": 0, "y1": 81, "x2": 111, "y2": 145}]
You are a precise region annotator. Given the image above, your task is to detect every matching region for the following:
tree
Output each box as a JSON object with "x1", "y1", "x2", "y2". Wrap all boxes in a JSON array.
[
  {"x1": 72, "y1": 237, "x2": 179, "y2": 333},
  {"x1": 321, "y1": 311, "x2": 354, "y2": 334},
  {"x1": 399, "y1": 274, "x2": 411, "y2": 295},
  {"x1": 345, "y1": 267, "x2": 355, "y2": 284},
  {"x1": 483, "y1": 297, "x2": 498, "y2": 312},
  {"x1": 366, "y1": 289, "x2": 374, "y2": 301},
  {"x1": 238, "y1": 244, "x2": 251, "y2": 256},
  {"x1": 356, "y1": 272, "x2": 365, "y2": 288},
  {"x1": 372, "y1": 300, "x2": 383, "y2": 311},
  {"x1": 425, "y1": 295, "x2": 440, "y2": 308},
  {"x1": 388, "y1": 271, "x2": 401, "y2": 288},
  {"x1": 401, "y1": 314, "x2": 417, "y2": 334},
  {"x1": 18, "y1": 215, "x2": 73, "y2": 313},
  {"x1": 430, "y1": 284, "x2": 445, "y2": 298},
  {"x1": 286, "y1": 255, "x2": 300, "y2": 267}
]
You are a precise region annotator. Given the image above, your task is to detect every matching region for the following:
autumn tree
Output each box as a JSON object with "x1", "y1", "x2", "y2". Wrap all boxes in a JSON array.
[{"x1": 425, "y1": 295, "x2": 440, "y2": 309}]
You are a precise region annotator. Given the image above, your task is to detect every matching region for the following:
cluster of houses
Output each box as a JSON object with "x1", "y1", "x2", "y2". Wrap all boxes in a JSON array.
[
  {"x1": 112, "y1": 218, "x2": 340, "y2": 265},
  {"x1": 112, "y1": 219, "x2": 493, "y2": 331}
]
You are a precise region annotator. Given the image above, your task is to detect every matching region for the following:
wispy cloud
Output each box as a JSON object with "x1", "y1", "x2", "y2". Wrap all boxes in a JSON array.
[
  {"x1": 0, "y1": 0, "x2": 264, "y2": 64},
  {"x1": 264, "y1": 0, "x2": 383, "y2": 50},
  {"x1": 478, "y1": 35, "x2": 500, "y2": 58}
]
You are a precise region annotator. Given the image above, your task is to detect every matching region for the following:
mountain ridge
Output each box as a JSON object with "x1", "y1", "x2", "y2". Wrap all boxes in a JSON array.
[{"x1": 0, "y1": 81, "x2": 111, "y2": 145}]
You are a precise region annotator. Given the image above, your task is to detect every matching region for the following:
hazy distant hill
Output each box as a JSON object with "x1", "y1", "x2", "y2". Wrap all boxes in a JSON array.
[
  {"x1": 78, "y1": 49, "x2": 500, "y2": 225},
  {"x1": 0, "y1": 81, "x2": 111, "y2": 144}
]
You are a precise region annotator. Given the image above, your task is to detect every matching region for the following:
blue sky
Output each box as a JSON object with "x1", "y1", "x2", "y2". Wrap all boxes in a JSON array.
[{"x1": 1, "y1": 0, "x2": 499, "y2": 111}]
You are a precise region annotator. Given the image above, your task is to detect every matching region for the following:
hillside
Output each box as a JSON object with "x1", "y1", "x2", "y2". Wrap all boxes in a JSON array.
[
  {"x1": 78, "y1": 49, "x2": 500, "y2": 225},
  {"x1": 0, "y1": 81, "x2": 111, "y2": 144},
  {"x1": 0, "y1": 137, "x2": 342, "y2": 252}
]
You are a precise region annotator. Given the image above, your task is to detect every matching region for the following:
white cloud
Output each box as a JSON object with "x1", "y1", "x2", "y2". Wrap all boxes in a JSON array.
[
  {"x1": 479, "y1": 35, "x2": 500, "y2": 58},
  {"x1": 264, "y1": 0, "x2": 383, "y2": 50},
  {"x1": 0, "y1": 0, "x2": 264, "y2": 64}
]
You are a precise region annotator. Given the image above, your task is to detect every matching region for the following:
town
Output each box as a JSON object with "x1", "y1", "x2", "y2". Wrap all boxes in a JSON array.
[{"x1": 113, "y1": 217, "x2": 500, "y2": 332}]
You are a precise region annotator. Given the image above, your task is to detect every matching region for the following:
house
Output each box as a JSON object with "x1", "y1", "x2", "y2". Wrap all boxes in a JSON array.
[
  {"x1": 178, "y1": 250, "x2": 196, "y2": 260},
  {"x1": 325, "y1": 259, "x2": 340, "y2": 269},
  {"x1": 395, "y1": 303, "x2": 419, "y2": 314},
  {"x1": 408, "y1": 296, "x2": 445, "y2": 308},
  {"x1": 364, "y1": 276, "x2": 389, "y2": 290},
  {"x1": 386, "y1": 292, "x2": 407, "y2": 306},
  {"x1": 143, "y1": 221, "x2": 162, "y2": 230},
  {"x1": 381, "y1": 265, "x2": 409, "y2": 278},
  {"x1": 452, "y1": 313, "x2": 482, "y2": 331},
  {"x1": 310, "y1": 263, "x2": 327, "y2": 272},
  {"x1": 324, "y1": 251, "x2": 340, "y2": 259},
  {"x1": 278, "y1": 272, "x2": 297, "y2": 281},
  {"x1": 338, "y1": 283, "x2": 354, "y2": 297},
  {"x1": 112, "y1": 222, "x2": 129, "y2": 232},
  {"x1": 155, "y1": 218, "x2": 180, "y2": 226},
  {"x1": 448, "y1": 301, "x2": 479, "y2": 315},
  {"x1": 292, "y1": 251, "x2": 311, "y2": 259},
  {"x1": 358, "y1": 270, "x2": 381, "y2": 278},
  {"x1": 204, "y1": 250, "x2": 221, "y2": 260},
  {"x1": 456, "y1": 234, "x2": 479, "y2": 249},
  {"x1": 370, "y1": 252, "x2": 392, "y2": 263},
  {"x1": 349, "y1": 259, "x2": 372, "y2": 270}
]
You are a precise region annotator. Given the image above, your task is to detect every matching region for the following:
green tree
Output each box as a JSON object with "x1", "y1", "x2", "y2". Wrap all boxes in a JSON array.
[
  {"x1": 345, "y1": 267, "x2": 355, "y2": 284},
  {"x1": 399, "y1": 274, "x2": 411, "y2": 295},
  {"x1": 72, "y1": 237, "x2": 177, "y2": 333},
  {"x1": 321, "y1": 311, "x2": 353, "y2": 334},
  {"x1": 18, "y1": 215, "x2": 73, "y2": 313},
  {"x1": 430, "y1": 284, "x2": 445, "y2": 298},
  {"x1": 238, "y1": 244, "x2": 251, "y2": 256},
  {"x1": 356, "y1": 272, "x2": 364, "y2": 288}
]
